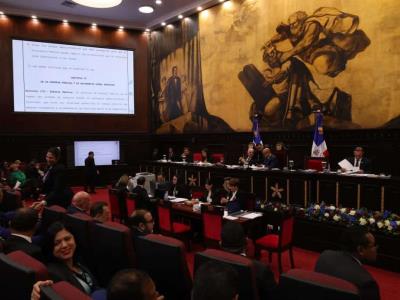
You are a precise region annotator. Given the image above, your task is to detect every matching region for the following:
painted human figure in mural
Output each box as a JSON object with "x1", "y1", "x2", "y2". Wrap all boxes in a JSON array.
[
  {"x1": 157, "y1": 76, "x2": 167, "y2": 123},
  {"x1": 239, "y1": 7, "x2": 370, "y2": 130},
  {"x1": 165, "y1": 66, "x2": 183, "y2": 121}
]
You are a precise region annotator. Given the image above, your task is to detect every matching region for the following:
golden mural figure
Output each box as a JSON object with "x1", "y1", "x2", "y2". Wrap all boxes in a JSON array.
[{"x1": 239, "y1": 7, "x2": 370, "y2": 129}]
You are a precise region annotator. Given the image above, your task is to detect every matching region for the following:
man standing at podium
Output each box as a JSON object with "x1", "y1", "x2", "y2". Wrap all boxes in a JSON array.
[{"x1": 84, "y1": 151, "x2": 97, "y2": 194}]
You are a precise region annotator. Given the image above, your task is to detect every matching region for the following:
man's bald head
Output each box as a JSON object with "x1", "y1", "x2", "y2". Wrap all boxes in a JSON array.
[{"x1": 71, "y1": 191, "x2": 91, "y2": 212}]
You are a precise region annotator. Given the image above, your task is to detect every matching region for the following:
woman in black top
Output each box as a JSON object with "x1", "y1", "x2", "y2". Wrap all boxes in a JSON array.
[
  {"x1": 41, "y1": 147, "x2": 73, "y2": 208},
  {"x1": 201, "y1": 148, "x2": 210, "y2": 163},
  {"x1": 199, "y1": 179, "x2": 219, "y2": 205},
  {"x1": 43, "y1": 222, "x2": 100, "y2": 295}
]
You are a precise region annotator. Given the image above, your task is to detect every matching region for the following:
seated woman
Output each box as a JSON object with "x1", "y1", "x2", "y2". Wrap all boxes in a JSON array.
[
  {"x1": 43, "y1": 222, "x2": 100, "y2": 295},
  {"x1": 168, "y1": 175, "x2": 189, "y2": 198},
  {"x1": 199, "y1": 179, "x2": 219, "y2": 205},
  {"x1": 200, "y1": 148, "x2": 210, "y2": 163}
]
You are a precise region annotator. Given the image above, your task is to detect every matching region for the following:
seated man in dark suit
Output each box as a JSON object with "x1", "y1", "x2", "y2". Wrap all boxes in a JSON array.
[
  {"x1": 192, "y1": 261, "x2": 239, "y2": 300},
  {"x1": 238, "y1": 148, "x2": 259, "y2": 166},
  {"x1": 315, "y1": 226, "x2": 380, "y2": 300},
  {"x1": 128, "y1": 209, "x2": 154, "y2": 241},
  {"x1": 4, "y1": 207, "x2": 43, "y2": 261},
  {"x1": 154, "y1": 173, "x2": 170, "y2": 199},
  {"x1": 343, "y1": 146, "x2": 371, "y2": 173},
  {"x1": 220, "y1": 221, "x2": 277, "y2": 300},
  {"x1": 262, "y1": 147, "x2": 279, "y2": 169},
  {"x1": 220, "y1": 178, "x2": 245, "y2": 214},
  {"x1": 66, "y1": 191, "x2": 91, "y2": 215},
  {"x1": 131, "y1": 176, "x2": 151, "y2": 210}
]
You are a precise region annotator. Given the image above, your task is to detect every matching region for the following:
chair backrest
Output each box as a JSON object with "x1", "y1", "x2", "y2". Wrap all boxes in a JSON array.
[
  {"x1": 0, "y1": 251, "x2": 48, "y2": 300},
  {"x1": 135, "y1": 234, "x2": 192, "y2": 300},
  {"x1": 64, "y1": 212, "x2": 94, "y2": 268},
  {"x1": 193, "y1": 152, "x2": 202, "y2": 162},
  {"x1": 91, "y1": 221, "x2": 135, "y2": 285},
  {"x1": 157, "y1": 201, "x2": 173, "y2": 233},
  {"x1": 211, "y1": 153, "x2": 224, "y2": 163},
  {"x1": 42, "y1": 205, "x2": 67, "y2": 230},
  {"x1": 280, "y1": 216, "x2": 294, "y2": 248},
  {"x1": 126, "y1": 198, "x2": 136, "y2": 217},
  {"x1": 41, "y1": 281, "x2": 92, "y2": 300},
  {"x1": 305, "y1": 157, "x2": 325, "y2": 171},
  {"x1": 201, "y1": 205, "x2": 223, "y2": 242},
  {"x1": 242, "y1": 192, "x2": 256, "y2": 211},
  {"x1": 191, "y1": 190, "x2": 204, "y2": 200},
  {"x1": 279, "y1": 269, "x2": 360, "y2": 300},
  {"x1": 194, "y1": 249, "x2": 259, "y2": 300},
  {"x1": 108, "y1": 188, "x2": 121, "y2": 219}
]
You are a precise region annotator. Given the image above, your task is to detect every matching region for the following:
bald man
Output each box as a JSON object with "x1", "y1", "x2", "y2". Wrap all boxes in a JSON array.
[
  {"x1": 263, "y1": 147, "x2": 279, "y2": 169},
  {"x1": 67, "y1": 191, "x2": 91, "y2": 215}
]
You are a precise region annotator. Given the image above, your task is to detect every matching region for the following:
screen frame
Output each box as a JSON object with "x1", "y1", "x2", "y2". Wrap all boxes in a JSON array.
[
  {"x1": 11, "y1": 38, "x2": 136, "y2": 117},
  {"x1": 73, "y1": 140, "x2": 121, "y2": 167}
]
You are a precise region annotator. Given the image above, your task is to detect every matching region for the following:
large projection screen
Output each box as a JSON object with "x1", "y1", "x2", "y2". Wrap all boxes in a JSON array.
[
  {"x1": 12, "y1": 39, "x2": 134, "y2": 115},
  {"x1": 74, "y1": 141, "x2": 120, "y2": 166}
]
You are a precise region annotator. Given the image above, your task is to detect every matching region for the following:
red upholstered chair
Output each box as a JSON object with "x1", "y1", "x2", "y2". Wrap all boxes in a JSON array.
[
  {"x1": 135, "y1": 234, "x2": 192, "y2": 300},
  {"x1": 193, "y1": 152, "x2": 202, "y2": 162},
  {"x1": 279, "y1": 269, "x2": 360, "y2": 300},
  {"x1": 126, "y1": 197, "x2": 136, "y2": 217},
  {"x1": 255, "y1": 215, "x2": 295, "y2": 274},
  {"x1": 201, "y1": 205, "x2": 223, "y2": 248},
  {"x1": 211, "y1": 153, "x2": 224, "y2": 163},
  {"x1": 91, "y1": 221, "x2": 135, "y2": 285},
  {"x1": 304, "y1": 157, "x2": 327, "y2": 171},
  {"x1": 194, "y1": 249, "x2": 259, "y2": 300},
  {"x1": 0, "y1": 250, "x2": 48, "y2": 299},
  {"x1": 64, "y1": 212, "x2": 94, "y2": 269},
  {"x1": 191, "y1": 189, "x2": 204, "y2": 200},
  {"x1": 108, "y1": 188, "x2": 122, "y2": 221},
  {"x1": 157, "y1": 200, "x2": 192, "y2": 249},
  {"x1": 42, "y1": 205, "x2": 67, "y2": 230},
  {"x1": 40, "y1": 281, "x2": 92, "y2": 300}
]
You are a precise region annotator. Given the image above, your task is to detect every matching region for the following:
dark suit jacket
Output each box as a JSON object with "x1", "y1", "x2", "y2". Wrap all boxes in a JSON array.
[
  {"x1": 47, "y1": 261, "x2": 99, "y2": 294},
  {"x1": 226, "y1": 190, "x2": 246, "y2": 214},
  {"x1": 346, "y1": 157, "x2": 371, "y2": 173},
  {"x1": 199, "y1": 189, "x2": 220, "y2": 205},
  {"x1": 253, "y1": 259, "x2": 278, "y2": 300},
  {"x1": 168, "y1": 184, "x2": 190, "y2": 199},
  {"x1": 315, "y1": 250, "x2": 380, "y2": 300},
  {"x1": 67, "y1": 205, "x2": 87, "y2": 215},
  {"x1": 84, "y1": 157, "x2": 96, "y2": 176},
  {"x1": 155, "y1": 181, "x2": 170, "y2": 199},
  {"x1": 264, "y1": 154, "x2": 280, "y2": 169},
  {"x1": 131, "y1": 185, "x2": 151, "y2": 210},
  {"x1": 4, "y1": 235, "x2": 44, "y2": 262},
  {"x1": 42, "y1": 164, "x2": 73, "y2": 208}
]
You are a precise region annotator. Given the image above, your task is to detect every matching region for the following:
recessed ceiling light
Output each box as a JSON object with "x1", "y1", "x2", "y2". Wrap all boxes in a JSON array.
[
  {"x1": 155, "y1": 0, "x2": 162, "y2": 5},
  {"x1": 197, "y1": 6, "x2": 203, "y2": 11},
  {"x1": 91, "y1": 23, "x2": 97, "y2": 27},
  {"x1": 0, "y1": 11, "x2": 4, "y2": 15},
  {"x1": 178, "y1": 15, "x2": 183, "y2": 19},
  {"x1": 72, "y1": 0, "x2": 122, "y2": 8},
  {"x1": 145, "y1": 28, "x2": 150, "y2": 32},
  {"x1": 139, "y1": 5, "x2": 154, "y2": 14},
  {"x1": 62, "y1": 19, "x2": 68, "y2": 24},
  {"x1": 219, "y1": 0, "x2": 225, "y2": 2},
  {"x1": 161, "y1": 22, "x2": 166, "y2": 26},
  {"x1": 31, "y1": 15, "x2": 37, "y2": 19},
  {"x1": 119, "y1": 25, "x2": 124, "y2": 29}
]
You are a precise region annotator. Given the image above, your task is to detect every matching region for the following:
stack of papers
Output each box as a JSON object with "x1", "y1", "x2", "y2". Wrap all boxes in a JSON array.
[
  {"x1": 240, "y1": 212, "x2": 263, "y2": 219},
  {"x1": 223, "y1": 215, "x2": 238, "y2": 220},
  {"x1": 169, "y1": 198, "x2": 188, "y2": 203}
]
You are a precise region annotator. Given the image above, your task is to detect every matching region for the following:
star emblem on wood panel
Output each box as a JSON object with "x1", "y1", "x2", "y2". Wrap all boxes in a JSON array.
[
  {"x1": 271, "y1": 183, "x2": 284, "y2": 199},
  {"x1": 188, "y1": 174, "x2": 197, "y2": 186}
]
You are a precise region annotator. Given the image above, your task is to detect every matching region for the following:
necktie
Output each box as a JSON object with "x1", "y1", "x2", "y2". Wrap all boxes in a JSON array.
[{"x1": 356, "y1": 159, "x2": 360, "y2": 167}]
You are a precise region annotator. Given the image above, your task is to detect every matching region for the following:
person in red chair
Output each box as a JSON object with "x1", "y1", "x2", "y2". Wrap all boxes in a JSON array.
[
  {"x1": 131, "y1": 176, "x2": 151, "y2": 210},
  {"x1": 89, "y1": 201, "x2": 111, "y2": 223},
  {"x1": 220, "y1": 178, "x2": 246, "y2": 214},
  {"x1": 220, "y1": 221, "x2": 277, "y2": 300},
  {"x1": 200, "y1": 148, "x2": 210, "y2": 163},
  {"x1": 180, "y1": 146, "x2": 193, "y2": 163},
  {"x1": 315, "y1": 227, "x2": 380, "y2": 300},
  {"x1": 192, "y1": 261, "x2": 239, "y2": 300},
  {"x1": 67, "y1": 191, "x2": 91, "y2": 215},
  {"x1": 128, "y1": 209, "x2": 155, "y2": 240},
  {"x1": 3, "y1": 207, "x2": 44, "y2": 262},
  {"x1": 199, "y1": 179, "x2": 220, "y2": 205},
  {"x1": 107, "y1": 269, "x2": 164, "y2": 300},
  {"x1": 43, "y1": 222, "x2": 101, "y2": 295}
]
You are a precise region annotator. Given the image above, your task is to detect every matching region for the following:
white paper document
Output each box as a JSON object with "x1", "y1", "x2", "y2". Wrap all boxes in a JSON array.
[
  {"x1": 338, "y1": 159, "x2": 357, "y2": 171},
  {"x1": 240, "y1": 212, "x2": 263, "y2": 219},
  {"x1": 169, "y1": 198, "x2": 188, "y2": 203},
  {"x1": 223, "y1": 215, "x2": 238, "y2": 220}
]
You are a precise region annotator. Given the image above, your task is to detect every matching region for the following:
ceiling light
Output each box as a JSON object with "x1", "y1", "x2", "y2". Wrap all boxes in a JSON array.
[
  {"x1": 62, "y1": 19, "x2": 68, "y2": 24},
  {"x1": 0, "y1": 11, "x2": 4, "y2": 15},
  {"x1": 31, "y1": 15, "x2": 37, "y2": 19},
  {"x1": 139, "y1": 5, "x2": 154, "y2": 14},
  {"x1": 91, "y1": 23, "x2": 97, "y2": 27},
  {"x1": 219, "y1": 0, "x2": 225, "y2": 2},
  {"x1": 178, "y1": 15, "x2": 183, "y2": 19},
  {"x1": 161, "y1": 22, "x2": 166, "y2": 26},
  {"x1": 119, "y1": 25, "x2": 124, "y2": 29},
  {"x1": 72, "y1": 0, "x2": 122, "y2": 8},
  {"x1": 155, "y1": 0, "x2": 162, "y2": 4},
  {"x1": 197, "y1": 6, "x2": 203, "y2": 11},
  {"x1": 145, "y1": 28, "x2": 150, "y2": 32}
]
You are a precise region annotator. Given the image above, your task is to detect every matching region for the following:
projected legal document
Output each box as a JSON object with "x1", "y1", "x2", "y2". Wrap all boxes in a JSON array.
[{"x1": 13, "y1": 40, "x2": 134, "y2": 114}]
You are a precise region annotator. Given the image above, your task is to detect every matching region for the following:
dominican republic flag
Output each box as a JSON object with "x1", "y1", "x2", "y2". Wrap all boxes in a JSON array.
[
  {"x1": 311, "y1": 112, "x2": 329, "y2": 157},
  {"x1": 252, "y1": 116, "x2": 263, "y2": 145}
]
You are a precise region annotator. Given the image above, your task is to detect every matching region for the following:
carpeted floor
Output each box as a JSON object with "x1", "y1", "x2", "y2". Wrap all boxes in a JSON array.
[{"x1": 76, "y1": 187, "x2": 400, "y2": 300}]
